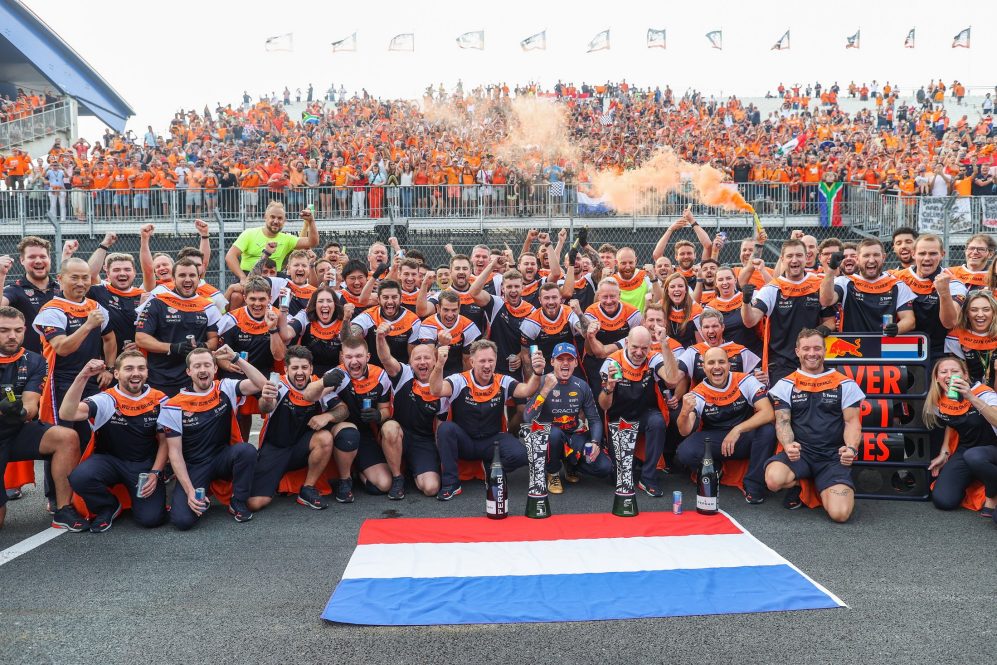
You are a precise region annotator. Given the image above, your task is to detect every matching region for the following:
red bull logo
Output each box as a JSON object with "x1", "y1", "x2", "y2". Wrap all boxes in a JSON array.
[{"x1": 825, "y1": 337, "x2": 863, "y2": 359}]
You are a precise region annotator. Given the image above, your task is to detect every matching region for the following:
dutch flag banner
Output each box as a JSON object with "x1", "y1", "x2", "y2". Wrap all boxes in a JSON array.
[{"x1": 322, "y1": 511, "x2": 845, "y2": 625}]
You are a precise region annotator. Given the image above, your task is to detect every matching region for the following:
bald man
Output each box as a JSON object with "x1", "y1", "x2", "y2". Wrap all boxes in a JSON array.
[
  {"x1": 597, "y1": 326, "x2": 682, "y2": 497},
  {"x1": 609, "y1": 247, "x2": 653, "y2": 313}
]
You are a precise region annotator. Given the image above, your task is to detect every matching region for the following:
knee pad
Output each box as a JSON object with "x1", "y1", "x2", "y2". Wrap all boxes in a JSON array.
[{"x1": 334, "y1": 428, "x2": 361, "y2": 453}]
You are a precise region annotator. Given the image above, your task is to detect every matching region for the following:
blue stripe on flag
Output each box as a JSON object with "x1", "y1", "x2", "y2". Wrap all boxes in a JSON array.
[
  {"x1": 322, "y1": 564, "x2": 842, "y2": 625},
  {"x1": 880, "y1": 350, "x2": 920, "y2": 359}
]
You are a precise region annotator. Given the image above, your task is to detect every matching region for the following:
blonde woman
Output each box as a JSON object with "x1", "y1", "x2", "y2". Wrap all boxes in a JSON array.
[
  {"x1": 922, "y1": 356, "x2": 997, "y2": 518},
  {"x1": 944, "y1": 290, "x2": 997, "y2": 387}
]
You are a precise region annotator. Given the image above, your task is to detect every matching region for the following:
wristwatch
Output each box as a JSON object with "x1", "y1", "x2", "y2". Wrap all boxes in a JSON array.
[{"x1": 846, "y1": 446, "x2": 859, "y2": 456}]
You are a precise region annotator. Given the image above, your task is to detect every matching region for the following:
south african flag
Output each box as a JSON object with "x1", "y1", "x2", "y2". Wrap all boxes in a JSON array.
[{"x1": 817, "y1": 181, "x2": 844, "y2": 227}]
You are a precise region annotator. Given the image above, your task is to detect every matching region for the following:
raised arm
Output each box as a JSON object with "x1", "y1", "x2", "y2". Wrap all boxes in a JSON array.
[
  {"x1": 374, "y1": 323, "x2": 402, "y2": 377},
  {"x1": 469, "y1": 259, "x2": 497, "y2": 305},
  {"x1": 429, "y1": 345, "x2": 453, "y2": 397},
  {"x1": 139, "y1": 224, "x2": 157, "y2": 292},
  {"x1": 89, "y1": 232, "x2": 117, "y2": 283}
]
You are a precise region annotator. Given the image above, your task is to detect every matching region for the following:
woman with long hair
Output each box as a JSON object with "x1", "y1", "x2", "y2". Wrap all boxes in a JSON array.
[
  {"x1": 292, "y1": 286, "x2": 347, "y2": 376},
  {"x1": 922, "y1": 356, "x2": 997, "y2": 518},
  {"x1": 661, "y1": 271, "x2": 703, "y2": 348},
  {"x1": 944, "y1": 290, "x2": 997, "y2": 387},
  {"x1": 709, "y1": 265, "x2": 762, "y2": 356}
]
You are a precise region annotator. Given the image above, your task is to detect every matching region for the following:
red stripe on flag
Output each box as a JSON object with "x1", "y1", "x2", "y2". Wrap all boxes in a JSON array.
[{"x1": 357, "y1": 511, "x2": 743, "y2": 545}]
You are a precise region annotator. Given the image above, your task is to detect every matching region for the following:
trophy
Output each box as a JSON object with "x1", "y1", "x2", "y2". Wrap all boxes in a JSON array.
[
  {"x1": 523, "y1": 420, "x2": 552, "y2": 519},
  {"x1": 610, "y1": 418, "x2": 639, "y2": 517}
]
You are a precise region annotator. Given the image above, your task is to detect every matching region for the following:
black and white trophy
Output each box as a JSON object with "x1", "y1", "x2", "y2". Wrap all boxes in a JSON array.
[
  {"x1": 610, "y1": 418, "x2": 639, "y2": 517},
  {"x1": 523, "y1": 420, "x2": 552, "y2": 519}
]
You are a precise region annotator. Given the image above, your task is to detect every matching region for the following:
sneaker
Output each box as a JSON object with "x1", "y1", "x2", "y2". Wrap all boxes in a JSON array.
[
  {"x1": 547, "y1": 473, "x2": 564, "y2": 495},
  {"x1": 743, "y1": 491, "x2": 766, "y2": 505},
  {"x1": 388, "y1": 475, "x2": 406, "y2": 500},
  {"x1": 782, "y1": 486, "x2": 804, "y2": 510},
  {"x1": 334, "y1": 478, "x2": 354, "y2": 504},
  {"x1": 563, "y1": 465, "x2": 580, "y2": 484},
  {"x1": 637, "y1": 480, "x2": 664, "y2": 498},
  {"x1": 51, "y1": 505, "x2": 90, "y2": 532},
  {"x1": 228, "y1": 500, "x2": 254, "y2": 523},
  {"x1": 89, "y1": 501, "x2": 123, "y2": 533},
  {"x1": 980, "y1": 505, "x2": 995, "y2": 519},
  {"x1": 5, "y1": 488, "x2": 22, "y2": 501},
  {"x1": 296, "y1": 485, "x2": 327, "y2": 510},
  {"x1": 436, "y1": 484, "x2": 462, "y2": 501}
]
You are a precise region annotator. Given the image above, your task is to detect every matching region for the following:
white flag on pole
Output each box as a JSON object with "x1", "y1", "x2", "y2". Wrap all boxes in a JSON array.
[
  {"x1": 265, "y1": 33, "x2": 293, "y2": 52},
  {"x1": 771, "y1": 30, "x2": 790, "y2": 50},
  {"x1": 904, "y1": 28, "x2": 915, "y2": 48},
  {"x1": 456, "y1": 30, "x2": 485, "y2": 50},
  {"x1": 706, "y1": 30, "x2": 722, "y2": 50},
  {"x1": 647, "y1": 28, "x2": 666, "y2": 49},
  {"x1": 952, "y1": 27, "x2": 970, "y2": 48},
  {"x1": 845, "y1": 30, "x2": 860, "y2": 49},
  {"x1": 331, "y1": 32, "x2": 357, "y2": 53},
  {"x1": 587, "y1": 29, "x2": 610, "y2": 53},
  {"x1": 388, "y1": 33, "x2": 415, "y2": 52},
  {"x1": 521, "y1": 31, "x2": 546, "y2": 51}
]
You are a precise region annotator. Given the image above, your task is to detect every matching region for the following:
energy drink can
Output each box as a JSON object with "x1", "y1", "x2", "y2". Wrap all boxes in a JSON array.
[
  {"x1": 716, "y1": 232, "x2": 727, "y2": 244},
  {"x1": 185, "y1": 334, "x2": 196, "y2": 347},
  {"x1": 672, "y1": 491, "x2": 683, "y2": 515},
  {"x1": 584, "y1": 441, "x2": 596, "y2": 458},
  {"x1": 237, "y1": 351, "x2": 248, "y2": 361},
  {"x1": 362, "y1": 398, "x2": 372, "y2": 410},
  {"x1": 4, "y1": 386, "x2": 15, "y2": 402},
  {"x1": 609, "y1": 360, "x2": 623, "y2": 381},
  {"x1": 947, "y1": 373, "x2": 962, "y2": 400},
  {"x1": 194, "y1": 487, "x2": 206, "y2": 503},
  {"x1": 280, "y1": 290, "x2": 291, "y2": 309},
  {"x1": 136, "y1": 473, "x2": 151, "y2": 493},
  {"x1": 529, "y1": 345, "x2": 539, "y2": 357},
  {"x1": 269, "y1": 371, "x2": 281, "y2": 384},
  {"x1": 882, "y1": 314, "x2": 893, "y2": 332}
]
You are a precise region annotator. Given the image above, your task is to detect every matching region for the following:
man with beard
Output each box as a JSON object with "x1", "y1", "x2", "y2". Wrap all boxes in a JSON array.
[
  {"x1": 764, "y1": 329, "x2": 864, "y2": 522},
  {"x1": 248, "y1": 346, "x2": 344, "y2": 512},
  {"x1": 418, "y1": 290, "x2": 481, "y2": 376},
  {"x1": 611, "y1": 247, "x2": 653, "y2": 312},
  {"x1": 582, "y1": 279, "x2": 643, "y2": 394},
  {"x1": 598, "y1": 327, "x2": 682, "y2": 497},
  {"x1": 672, "y1": 309, "x2": 762, "y2": 386},
  {"x1": 216, "y1": 276, "x2": 287, "y2": 438},
  {"x1": 1, "y1": 237, "x2": 61, "y2": 354},
  {"x1": 430, "y1": 340, "x2": 544, "y2": 501},
  {"x1": 61, "y1": 352, "x2": 168, "y2": 531},
  {"x1": 890, "y1": 227, "x2": 918, "y2": 273},
  {"x1": 303, "y1": 336, "x2": 403, "y2": 501},
  {"x1": 524, "y1": 343, "x2": 609, "y2": 494},
  {"x1": 560, "y1": 244, "x2": 603, "y2": 312},
  {"x1": 86, "y1": 251, "x2": 144, "y2": 355},
  {"x1": 376, "y1": 332, "x2": 447, "y2": 498},
  {"x1": 840, "y1": 243, "x2": 859, "y2": 276},
  {"x1": 675, "y1": 347, "x2": 776, "y2": 504},
  {"x1": 819, "y1": 239, "x2": 916, "y2": 335},
  {"x1": 138, "y1": 224, "x2": 227, "y2": 313},
  {"x1": 893, "y1": 234, "x2": 966, "y2": 359},
  {"x1": 520, "y1": 283, "x2": 584, "y2": 375},
  {"x1": 0, "y1": 307, "x2": 88, "y2": 532},
  {"x1": 471, "y1": 259, "x2": 535, "y2": 377},
  {"x1": 949, "y1": 233, "x2": 995, "y2": 293},
  {"x1": 34, "y1": 258, "x2": 116, "y2": 428},
  {"x1": 651, "y1": 210, "x2": 714, "y2": 285},
  {"x1": 136, "y1": 258, "x2": 221, "y2": 396},
  {"x1": 225, "y1": 201, "x2": 318, "y2": 280},
  {"x1": 396, "y1": 258, "x2": 424, "y2": 313},
  {"x1": 741, "y1": 240, "x2": 836, "y2": 385},
  {"x1": 420, "y1": 255, "x2": 488, "y2": 333},
  {"x1": 517, "y1": 230, "x2": 565, "y2": 305},
  {"x1": 693, "y1": 259, "x2": 719, "y2": 305},
  {"x1": 158, "y1": 346, "x2": 270, "y2": 529},
  {"x1": 351, "y1": 279, "x2": 421, "y2": 368}
]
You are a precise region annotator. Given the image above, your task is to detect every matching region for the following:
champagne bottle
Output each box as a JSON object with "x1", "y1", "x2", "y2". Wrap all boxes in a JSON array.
[
  {"x1": 486, "y1": 443, "x2": 508, "y2": 519},
  {"x1": 696, "y1": 435, "x2": 719, "y2": 515}
]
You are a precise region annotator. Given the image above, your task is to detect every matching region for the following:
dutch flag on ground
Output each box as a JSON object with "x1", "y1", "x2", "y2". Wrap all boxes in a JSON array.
[{"x1": 322, "y1": 511, "x2": 845, "y2": 625}]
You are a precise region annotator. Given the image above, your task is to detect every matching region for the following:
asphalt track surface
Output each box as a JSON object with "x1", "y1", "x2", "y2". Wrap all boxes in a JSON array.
[{"x1": 1, "y1": 458, "x2": 995, "y2": 664}]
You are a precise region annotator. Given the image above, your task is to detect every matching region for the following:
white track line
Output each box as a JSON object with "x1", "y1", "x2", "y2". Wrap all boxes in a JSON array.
[{"x1": 0, "y1": 527, "x2": 65, "y2": 567}]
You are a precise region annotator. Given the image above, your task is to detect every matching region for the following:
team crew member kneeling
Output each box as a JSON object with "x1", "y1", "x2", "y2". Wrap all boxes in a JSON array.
[
  {"x1": 248, "y1": 346, "x2": 345, "y2": 512},
  {"x1": 303, "y1": 336, "x2": 403, "y2": 502},
  {"x1": 923, "y1": 357, "x2": 997, "y2": 521},
  {"x1": 61, "y1": 353, "x2": 168, "y2": 532},
  {"x1": 524, "y1": 342, "x2": 609, "y2": 495},
  {"x1": 675, "y1": 347, "x2": 776, "y2": 504},
  {"x1": 0, "y1": 307, "x2": 87, "y2": 531},
  {"x1": 430, "y1": 340, "x2": 544, "y2": 501},
  {"x1": 764, "y1": 328, "x2": 864, "y2": 523},
  {"x1": 157, "y1": 346, "x2": 270, "y2": 529}
]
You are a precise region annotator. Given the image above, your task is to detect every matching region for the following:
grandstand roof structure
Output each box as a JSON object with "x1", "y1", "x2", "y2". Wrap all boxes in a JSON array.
[{"x1": 0, "y1": 0, "x2": 133, "y2": 131}]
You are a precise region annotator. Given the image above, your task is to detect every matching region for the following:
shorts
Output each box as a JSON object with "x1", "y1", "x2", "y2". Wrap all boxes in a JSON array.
[
  {"x1": 0, "y1": 421, "x2": 51, "y2": 508},
  {"x1": 250, "y1": 431, "x2": 314, "y2": 498},
  {"x1": 186, "y1": 190, "x2": 203, "y2": 205},
  {"x1": 113, "y1": 192, "x2": 129, "y2": 204},
  {"x1": 335, "y1": 188, "x2": 348, "y2": 201},
  {"x1": 133, "y1": 193, "x2": 149, "y2": 208},
  {"x1": 403, "y1": 432, "x2": 440, "y2": 476},
  {"x1": 356, "y1": 428, "x2": 386, "y2": 471},
  {"x1": 765, "y1": 451, "x2": 855, "y2": 494}
]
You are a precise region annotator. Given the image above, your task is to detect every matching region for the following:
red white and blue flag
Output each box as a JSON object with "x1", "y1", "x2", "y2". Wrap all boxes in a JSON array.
[
  {"x1": 322, "y1": 511, "x2": 845, "y2": 625},
  {"x1": 881, "y1": 336, "x2": 923, "y2": 359}
]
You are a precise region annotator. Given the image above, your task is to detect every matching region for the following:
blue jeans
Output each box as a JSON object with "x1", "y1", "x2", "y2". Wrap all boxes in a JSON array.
[{"x1": 547, "y1": 427, "x2": 612, "y2": 477}]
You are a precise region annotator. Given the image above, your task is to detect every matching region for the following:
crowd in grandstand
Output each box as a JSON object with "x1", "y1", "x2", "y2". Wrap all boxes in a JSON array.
[
  {"x1": 0, "y1": 198, "x2": 995, "y2": 534},
  {"x1": 1, "y1": 79, "x2": 995, "y2": 223},
  {"x1": 0, "y1": 88, "x2": 61, "y2": 123}
]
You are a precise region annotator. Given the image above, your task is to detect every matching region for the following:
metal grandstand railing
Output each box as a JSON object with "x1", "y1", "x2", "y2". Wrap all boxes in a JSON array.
[{"x1": 0, "y1": 99, "x2": 73, "y2": 151}]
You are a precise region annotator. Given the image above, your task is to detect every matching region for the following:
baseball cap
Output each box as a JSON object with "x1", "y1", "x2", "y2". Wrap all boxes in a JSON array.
[{"x1": 552, "y1": 343, "x2": 577, "y2": 359}]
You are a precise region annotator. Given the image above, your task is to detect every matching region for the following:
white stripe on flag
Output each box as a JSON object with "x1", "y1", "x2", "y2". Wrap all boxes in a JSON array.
[{"x1": 342, "y1": 533, "x2": 785, "y2": 580}]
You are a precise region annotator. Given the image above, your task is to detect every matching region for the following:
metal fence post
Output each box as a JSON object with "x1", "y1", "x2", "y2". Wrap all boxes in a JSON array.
[
  {"x1": 214, "y1": 209, "x2": 226, "y2": 292},
  {"x1": 941, "y1": 195, "x2": 955, "y2": 263},
  {"x1": 46, "y1": 212, "x2": 62, "y2": 272}
]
